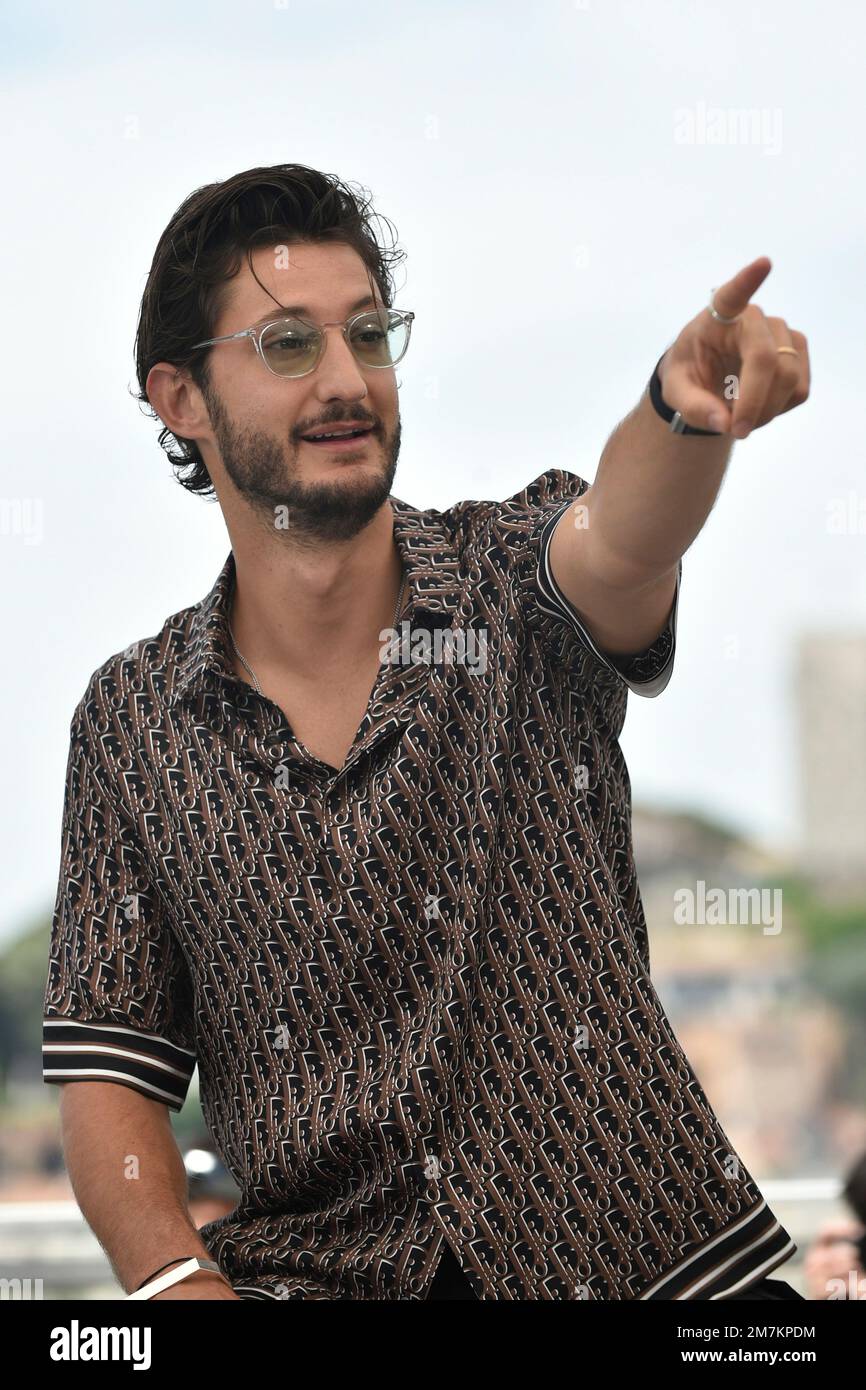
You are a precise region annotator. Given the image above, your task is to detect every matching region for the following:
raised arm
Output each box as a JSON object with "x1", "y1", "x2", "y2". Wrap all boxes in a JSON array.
[{"x1": 549, "y1": 257, "x2": 810, "y2": 657}]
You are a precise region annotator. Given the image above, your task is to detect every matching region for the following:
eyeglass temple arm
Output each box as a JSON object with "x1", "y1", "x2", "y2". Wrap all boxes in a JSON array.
[{"x1": 189, "y1": 327, "x2": 256, "y2": 350}]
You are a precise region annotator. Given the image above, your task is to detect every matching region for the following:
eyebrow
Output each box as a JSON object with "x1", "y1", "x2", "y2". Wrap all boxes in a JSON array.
[{"x1": 248, "y1": 293, "x2": 379, "y2": 329}]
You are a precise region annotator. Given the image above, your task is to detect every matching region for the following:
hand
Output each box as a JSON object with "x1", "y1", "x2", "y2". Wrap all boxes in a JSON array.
[
  {"x1": 802, "y1": 1220, "x2": 866, "y2": 1300},
  {"x1": 658, "y1": 256, "x2": 810, "y2": 439},
  {"x1": 149, "y1": 1269, "x2": 242, "y2": 1300}
]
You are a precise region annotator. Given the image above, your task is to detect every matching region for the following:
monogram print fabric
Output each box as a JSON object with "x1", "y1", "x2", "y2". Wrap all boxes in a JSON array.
[{"x1": 42, "y1": 467, "x2": 796, "y2": 1299}]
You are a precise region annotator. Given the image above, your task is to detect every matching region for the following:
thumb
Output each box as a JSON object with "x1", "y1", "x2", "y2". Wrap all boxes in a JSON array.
[{"x1": 662, "y1": 361, "x2": 732, "y2": 433}]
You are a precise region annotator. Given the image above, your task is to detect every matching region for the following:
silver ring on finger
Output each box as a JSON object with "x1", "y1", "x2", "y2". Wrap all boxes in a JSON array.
[{"x1": 707, "y1": 289, "x2": 743, "y2": 324}]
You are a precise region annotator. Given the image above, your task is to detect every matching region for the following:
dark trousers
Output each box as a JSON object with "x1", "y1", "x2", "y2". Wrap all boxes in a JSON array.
[{"x1": 425, "y1": 1244, "x2": 804, "y2": 1301}]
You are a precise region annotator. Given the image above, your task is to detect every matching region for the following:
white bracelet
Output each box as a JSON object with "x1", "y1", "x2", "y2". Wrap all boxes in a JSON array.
[{"x1": 126, "y1": 1257, "x2": 225, "y2": 1300}]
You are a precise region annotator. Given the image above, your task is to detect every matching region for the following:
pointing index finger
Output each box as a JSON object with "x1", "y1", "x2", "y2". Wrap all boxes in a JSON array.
[{"x1": 711, "y1": 256, "x2": 773, "y2": 321}]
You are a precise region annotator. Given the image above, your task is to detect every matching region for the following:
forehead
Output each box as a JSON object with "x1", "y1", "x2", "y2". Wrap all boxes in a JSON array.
[{"x1": 220, "y1": 240, "x2": 379, "y2": 329}]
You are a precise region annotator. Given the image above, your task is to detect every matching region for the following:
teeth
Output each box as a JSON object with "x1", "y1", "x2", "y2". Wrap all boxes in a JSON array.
[{"x1": 308, "y1": 429, "x2": 362, "y2": 440}]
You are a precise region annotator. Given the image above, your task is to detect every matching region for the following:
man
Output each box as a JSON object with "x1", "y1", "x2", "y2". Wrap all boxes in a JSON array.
[{"x1": 42, "y1": 163, "x2": 810, "y2": 1301}]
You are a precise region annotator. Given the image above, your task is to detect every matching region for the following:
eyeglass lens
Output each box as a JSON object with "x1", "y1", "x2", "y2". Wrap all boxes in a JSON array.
[{"x1": 259, "y1": 308, "x2": 408, "y2": 377}]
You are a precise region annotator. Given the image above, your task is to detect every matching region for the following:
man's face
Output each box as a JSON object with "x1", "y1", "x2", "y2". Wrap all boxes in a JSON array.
[{"x1": 197, "y1": 240, "x2": 402, "y2": 543}]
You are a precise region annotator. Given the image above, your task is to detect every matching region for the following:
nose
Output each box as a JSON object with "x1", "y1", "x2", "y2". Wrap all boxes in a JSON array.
[{"x1": 311, "y1": 324, "x2": 369, "y2": 403}]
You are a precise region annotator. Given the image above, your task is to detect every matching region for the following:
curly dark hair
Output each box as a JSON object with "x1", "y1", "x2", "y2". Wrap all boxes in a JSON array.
[{"x1": 132, "y1": 164, "x2": 405, "y2": 497}]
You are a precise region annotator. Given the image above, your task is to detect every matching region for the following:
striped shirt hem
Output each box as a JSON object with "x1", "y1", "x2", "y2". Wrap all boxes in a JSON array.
[
  {"x1": 223, "y1": 1218, "x2": 797, "y2": 1301},
  {"x1": 226, "y1": 1201, "x2": 796, "y2": 1300},
  {"x1": 42, "y1": 1018, "x2": 197, "y2": 1112}
]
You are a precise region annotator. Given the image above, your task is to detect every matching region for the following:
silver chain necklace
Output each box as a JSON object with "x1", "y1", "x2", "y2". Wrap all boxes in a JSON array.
[{"x1": 227, "y1": 567, "x2": 407, "y2": 697}]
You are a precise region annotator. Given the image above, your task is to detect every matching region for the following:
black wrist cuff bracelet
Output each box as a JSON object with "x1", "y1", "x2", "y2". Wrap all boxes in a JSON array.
[{"x1": 648, "y1": 353, "x2": 722, "y2": 436}]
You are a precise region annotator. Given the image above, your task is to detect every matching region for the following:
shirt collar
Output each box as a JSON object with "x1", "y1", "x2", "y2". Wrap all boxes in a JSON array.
[{"x1": 166, "y1": 496, "x2": 466, "y2": 709}]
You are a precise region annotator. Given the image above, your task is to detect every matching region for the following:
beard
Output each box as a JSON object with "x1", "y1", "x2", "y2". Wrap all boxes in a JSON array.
[{"x1": 202, "y1": 379, "x2": 402, "y2": 545}]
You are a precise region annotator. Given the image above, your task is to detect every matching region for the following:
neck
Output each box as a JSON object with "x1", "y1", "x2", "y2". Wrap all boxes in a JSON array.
[{"x1": 225, "y1": 501, "x2": 405, "y2": 685}]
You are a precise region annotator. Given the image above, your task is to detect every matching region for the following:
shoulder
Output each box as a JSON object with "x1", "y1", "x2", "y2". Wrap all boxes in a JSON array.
[
  {"x1": 67, "y1": 598, "x2": 203, "y2": 739},
  {"x1": 496, "y1": 467, "x2": 590, "y2": 516},
  {"x1": 407, "y1": 469, "x2": 592, "y2": 559},
  {"x1": 459, "y1": 469, "x2": 593, "y2": 569}
]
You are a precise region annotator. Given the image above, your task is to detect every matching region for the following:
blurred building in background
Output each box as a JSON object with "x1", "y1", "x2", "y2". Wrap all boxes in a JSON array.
[
  {"x1": 633, "y1": 806, "x2": 866, "y2": 1177},
  {"x1": 796, "y1": 632, "x2": 866, "y2": 892}
]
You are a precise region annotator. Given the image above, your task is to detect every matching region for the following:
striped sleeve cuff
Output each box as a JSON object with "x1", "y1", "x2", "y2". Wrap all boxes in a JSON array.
[
  {"x1": 640, "y1": 1198, "x2": 797, "y2": 1300},
  {"x1": 42, "y1": 1018, "x2": 197, "y2": 1112},
  {"x1": 535, "y1": 499, "x2": 680, "y2": 698}
]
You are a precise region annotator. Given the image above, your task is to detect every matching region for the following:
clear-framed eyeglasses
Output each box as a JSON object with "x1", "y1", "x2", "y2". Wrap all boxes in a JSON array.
[{"x1": 189, "y1": 306, "x2": 415, "y2": 380}]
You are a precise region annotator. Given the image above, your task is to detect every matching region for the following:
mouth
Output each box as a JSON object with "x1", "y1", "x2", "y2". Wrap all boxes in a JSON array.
[{"x1": 300, "y1": 426, "x2": 375, "y2": 452}]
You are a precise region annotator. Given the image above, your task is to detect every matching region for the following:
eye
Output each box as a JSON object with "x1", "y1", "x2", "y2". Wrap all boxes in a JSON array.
[
  {"x1": 271, "y1": 336, "x2": 308, "y2": 352},
  {"x1": 260, "y1": 320, "x2": 317, "y2": 353}
]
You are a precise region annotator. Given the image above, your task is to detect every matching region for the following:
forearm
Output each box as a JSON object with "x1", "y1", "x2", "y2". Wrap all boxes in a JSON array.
[
  {"x1": 59, "y1": 1081, "x2": 216, "y2": 1294},
  {"x1": 585, "y1": 352, "x2": 736, "y2": 587}
]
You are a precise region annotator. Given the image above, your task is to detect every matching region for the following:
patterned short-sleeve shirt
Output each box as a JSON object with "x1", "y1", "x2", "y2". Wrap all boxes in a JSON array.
[{"x1": 42, "y1": 467, "x2": 795, "y2": 1299}]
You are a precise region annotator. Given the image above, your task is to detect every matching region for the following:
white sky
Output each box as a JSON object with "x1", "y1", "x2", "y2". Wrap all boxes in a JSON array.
[{"x1": 2, "y1": 0, "x2": 863, "y2": 943}]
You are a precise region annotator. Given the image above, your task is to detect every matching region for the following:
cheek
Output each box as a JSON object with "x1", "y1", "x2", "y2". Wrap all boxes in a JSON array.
[
  {"x1": 214, "y1": 366, "x2": 280, "y2": 428},
  {"x1": 253, "y1": 384, "x2": 305, "y2": 439},
  {"x1": 374, "y1": 380, "x2": 399, "y2": 421}
]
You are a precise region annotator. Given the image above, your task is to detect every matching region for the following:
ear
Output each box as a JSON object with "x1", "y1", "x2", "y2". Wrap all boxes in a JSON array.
[{"x1": 146, "y1": 361, "x2": 210, "y2": 441}]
